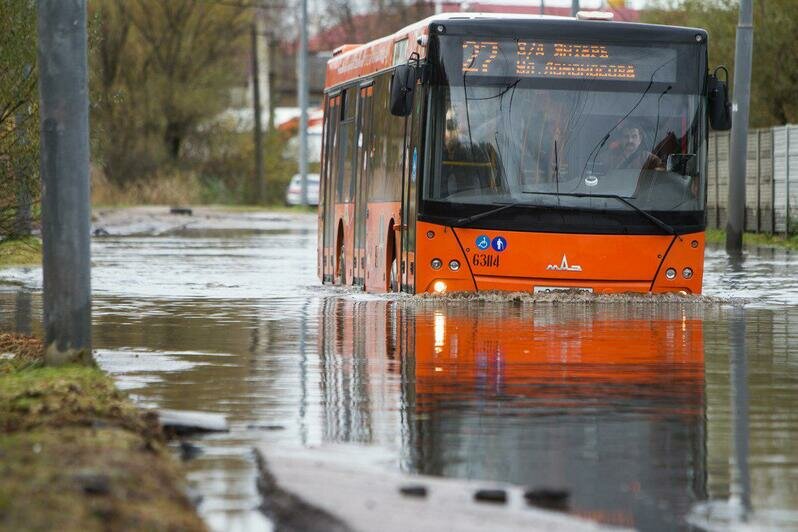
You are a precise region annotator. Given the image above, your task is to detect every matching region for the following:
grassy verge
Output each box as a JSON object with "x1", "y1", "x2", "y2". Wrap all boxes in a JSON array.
[
  {"x1": 705, "y1": 228, "x2": 798, "y2": 250},
  {"x1": 0, "y1": 237, "x2": 42, "y2": 267},
  {"x1": 0, "y1": 334, "x2": 205, "y2": 531}
]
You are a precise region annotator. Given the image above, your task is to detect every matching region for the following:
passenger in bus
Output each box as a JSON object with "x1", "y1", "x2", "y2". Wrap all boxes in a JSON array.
[
  {"x1": 442, "y1": 140, "x2": 498, "y2": 198},
  {"x1": 441, "y1": 102, "x2": 502, "y2": 198}
]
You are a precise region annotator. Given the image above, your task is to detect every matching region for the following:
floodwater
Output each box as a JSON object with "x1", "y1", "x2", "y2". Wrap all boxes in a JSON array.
[{"x1": 1, "y1": 209, "x2": 797, "y2": 531}]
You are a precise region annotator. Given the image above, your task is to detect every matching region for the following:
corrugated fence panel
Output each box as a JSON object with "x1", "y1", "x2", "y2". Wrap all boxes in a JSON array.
[
  {"x1": 791, "y1": 126, "x2": 798, "y2": 234},
  {"x1": 745, "y1": 130, "x2": 761, "y2": 232},
  {"x1": 716, "y1": 131, "x2": 731, "y2": 229},
  {"x1": 773, "y1": 126, "x2": 786, "y2": 232},
  {"x1": 707, "y1": 134, "x2": 719, "y2": 227},
  {"x1": 707, "y1": 126, "x2": 795, "y2": 234},
  {"x1": 773, "y1": 126, "x2": 792, "y2": 233},
  {"x1": 758, "y1": 130, "x2": 775, "y2": 233}
]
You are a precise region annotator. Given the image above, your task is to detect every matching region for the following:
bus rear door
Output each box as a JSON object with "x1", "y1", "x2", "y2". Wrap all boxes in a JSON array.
[
  {"x1": 321, "y1": 94, "x2": 340, "y2": 283},
  {"x1": 353, "y1": 84, "x2": 373, "y2": 287}
]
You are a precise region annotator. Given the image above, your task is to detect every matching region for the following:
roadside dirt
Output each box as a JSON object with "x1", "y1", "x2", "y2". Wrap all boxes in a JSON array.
[{"x1": 0, "y1": 334, "x2": 206, "y2": 532}]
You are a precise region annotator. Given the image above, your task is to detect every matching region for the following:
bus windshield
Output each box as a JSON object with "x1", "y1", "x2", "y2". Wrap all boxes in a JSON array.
[{"x1": 424, "y1": 35, "x2": 707, "y2": 231}]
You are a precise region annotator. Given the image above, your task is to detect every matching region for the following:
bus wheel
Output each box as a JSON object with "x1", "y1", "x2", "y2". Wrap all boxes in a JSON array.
[{"x1": 390, "y1": 257, "x2": 399, "y2": 292}]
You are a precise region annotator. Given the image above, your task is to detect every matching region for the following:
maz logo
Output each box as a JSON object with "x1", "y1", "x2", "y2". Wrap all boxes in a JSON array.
[{"x1": 546, "y1": 255, "x2": 582, "y2": 272}]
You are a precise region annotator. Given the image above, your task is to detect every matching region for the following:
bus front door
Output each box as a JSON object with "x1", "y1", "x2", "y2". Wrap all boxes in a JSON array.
[
  {"x1": 353, "y1": 84, "x2": 373, "y2": 287},
  {"x1": 400, "y1": 82, "x2": 424, "y2": 292}
]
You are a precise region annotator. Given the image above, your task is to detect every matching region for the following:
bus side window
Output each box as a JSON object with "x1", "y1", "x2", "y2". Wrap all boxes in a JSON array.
[
  {"x1": 368, "y1": 76, "x2": 387, "y2": 201},
  {"x1": 337, "y1": 88, "x2": 357, "y2": 203},
  {"x1": 363, "y1": 72, "x2": 407, "y2": 203}
]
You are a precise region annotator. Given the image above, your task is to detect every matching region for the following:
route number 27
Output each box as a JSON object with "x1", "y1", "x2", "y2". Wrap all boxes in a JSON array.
[{"x1": 462, "y1": 41, "x2": 500, "y2": 74}]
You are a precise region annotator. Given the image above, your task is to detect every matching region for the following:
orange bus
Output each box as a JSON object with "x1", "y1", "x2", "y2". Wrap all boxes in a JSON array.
[{"x1": 317, "y1": 13, "x2": 731, "y2": 294}]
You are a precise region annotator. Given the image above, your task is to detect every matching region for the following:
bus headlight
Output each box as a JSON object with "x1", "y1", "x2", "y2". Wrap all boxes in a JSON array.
[
  {"x1": 682, "y1": 267, "x2": 693, "y2": 279},
  {"x1": 665, "y1": 268, "x2": 677, "y2": 280},
  {"x1": 431, "y1": 258, "x2": 443, "y2": 270},
  {"x1": 433, "y1": 281, "x2": 447, "y2": 293},
  {"x1": 448, "y1": 259, "x2": 460, "y2": 271}
]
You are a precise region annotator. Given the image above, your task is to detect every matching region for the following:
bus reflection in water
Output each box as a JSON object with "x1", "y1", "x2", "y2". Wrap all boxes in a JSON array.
[
  {"x1": 318, "y1": 13, "x2": 732, "y2": 294},
  {"x1": 318, "y1": 299, "x2": 706, "y2": 529}
]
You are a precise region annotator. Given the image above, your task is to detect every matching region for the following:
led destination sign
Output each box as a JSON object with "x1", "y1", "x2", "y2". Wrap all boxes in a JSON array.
[{"x1": 462, "y1": 40, "x2": 678, "y2": 82}]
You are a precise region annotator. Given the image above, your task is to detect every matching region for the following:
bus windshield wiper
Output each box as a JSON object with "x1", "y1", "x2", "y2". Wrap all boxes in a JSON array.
[
  {"x1": 523, "y1": 191, "x2": 678, "y2": 236},
  {"x1": 452, "y1": 201, "x2": 535, "y2": 227}
]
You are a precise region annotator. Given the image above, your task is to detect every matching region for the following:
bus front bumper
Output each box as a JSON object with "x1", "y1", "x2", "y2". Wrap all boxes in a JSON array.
[{"x1": 415, "y1": 221, "x2": 705, "y2": 295}]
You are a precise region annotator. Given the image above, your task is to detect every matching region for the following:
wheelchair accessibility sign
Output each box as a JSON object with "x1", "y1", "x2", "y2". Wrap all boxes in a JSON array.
[{"x1": 476, "y1": 235, "x2": 490, "y2": 250}]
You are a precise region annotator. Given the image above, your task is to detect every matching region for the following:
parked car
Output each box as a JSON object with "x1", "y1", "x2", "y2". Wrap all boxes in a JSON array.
[{"x1": 285, "y1": 173, "x2": 320, "y2": 206}]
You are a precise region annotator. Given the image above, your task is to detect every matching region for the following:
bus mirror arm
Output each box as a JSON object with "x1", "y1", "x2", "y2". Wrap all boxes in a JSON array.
[{"x1": 708, "y1": 66, "x2": 732, "y2": 131}]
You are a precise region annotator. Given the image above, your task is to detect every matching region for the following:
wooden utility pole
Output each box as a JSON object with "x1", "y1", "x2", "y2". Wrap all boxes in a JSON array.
[{"x1": 38, "y1": 0, "x2": 93, "y2": 366}]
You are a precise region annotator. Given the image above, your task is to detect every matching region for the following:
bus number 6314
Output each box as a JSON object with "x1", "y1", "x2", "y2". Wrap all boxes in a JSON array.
[{"x1": 472, "y1": 253, "x2": 500, "y2": 268}]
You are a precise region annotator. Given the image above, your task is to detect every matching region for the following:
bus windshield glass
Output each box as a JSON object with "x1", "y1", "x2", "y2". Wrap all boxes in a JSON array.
[{"x1": 424, "y1": 35, "x2": 707, "y2": 230}]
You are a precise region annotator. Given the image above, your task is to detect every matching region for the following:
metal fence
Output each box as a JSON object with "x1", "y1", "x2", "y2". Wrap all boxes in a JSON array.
[{"x1": 707, "y1": 125, "x2": 798, "y2": 234}]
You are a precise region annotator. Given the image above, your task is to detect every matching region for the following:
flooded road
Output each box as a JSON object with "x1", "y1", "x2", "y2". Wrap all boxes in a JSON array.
[{"x1": 1, "y1": 208, "x2": 797, "y2": 531}]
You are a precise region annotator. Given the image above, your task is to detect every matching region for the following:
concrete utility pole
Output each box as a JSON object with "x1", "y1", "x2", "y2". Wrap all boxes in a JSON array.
[
  {"x1": 539, "y1": 0, "x2": 545, "y2": 16},
  {"x1": 38, "y1": 0, "x2": 93, "y2": 366},
  {"x1": 726, "y1": 0, "x2": 754, "y2": 254},
  {"x1": 571, "y1": 0, "x2": 579, "y2": 17},
  {"x1": 297, "y1": 0, "x2": 309, "y2": 206},
  {"x1": 251, "y1": 21, "x2": 265, "y2": 204}
]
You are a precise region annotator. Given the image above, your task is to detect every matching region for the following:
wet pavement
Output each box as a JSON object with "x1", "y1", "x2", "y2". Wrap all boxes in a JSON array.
[{"x1": 1, "y1": 207, "x2": 797, "y2": 531}]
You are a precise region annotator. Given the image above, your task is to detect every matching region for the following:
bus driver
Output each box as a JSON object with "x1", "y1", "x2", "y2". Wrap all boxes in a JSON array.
[{"x1": 611, "y1": 124, "x2": 663, "y2": 171}]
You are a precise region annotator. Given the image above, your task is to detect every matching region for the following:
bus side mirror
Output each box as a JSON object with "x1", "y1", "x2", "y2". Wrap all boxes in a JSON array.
[
  {"x1": 390, "y1": 64, "x2": 415, "y2": 117},
  {"x1": 708, "y1": 66, "x2": 732, "y2": 131}
]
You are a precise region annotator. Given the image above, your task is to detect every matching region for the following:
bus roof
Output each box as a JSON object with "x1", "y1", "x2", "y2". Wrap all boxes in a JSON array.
[
  {"x1": 325, "y1": 12, "x2": 575, "y2": 90},
  {"x1": 324, "y1": 12, "x2": 705, "y2": 91}
]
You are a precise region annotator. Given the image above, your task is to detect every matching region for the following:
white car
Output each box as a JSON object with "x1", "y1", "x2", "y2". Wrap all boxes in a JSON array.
[{"x1": 285, "y1": 173, "x2": 320, "y2": 206}]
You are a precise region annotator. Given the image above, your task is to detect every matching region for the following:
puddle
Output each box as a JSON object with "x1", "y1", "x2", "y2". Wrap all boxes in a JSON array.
[{"x1": 1, "y1": 208, "x2": 797, "y2": 531}]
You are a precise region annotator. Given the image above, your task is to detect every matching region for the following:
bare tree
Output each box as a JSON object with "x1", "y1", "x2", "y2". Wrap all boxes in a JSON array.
[{"x1": 0, "y1": 0, "x2": 38, "y2": 239}]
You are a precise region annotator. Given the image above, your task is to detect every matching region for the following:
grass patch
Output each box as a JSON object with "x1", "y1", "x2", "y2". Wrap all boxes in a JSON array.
[
  {"x1": 91, "y1": 171, "x2": 205, "y2": 207},
  {"x1": 0, "y1": 335, "x2": 205, "y2": 531},
  {"x1": 0, "y1": 236, "x2": 41, "y2": 267},
  {"x1": 0, "y1": 428, "x2": 204, "y2": 532},
  {"x1": 705, "y1": 228, "x2": 798, "y2": 250}
]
